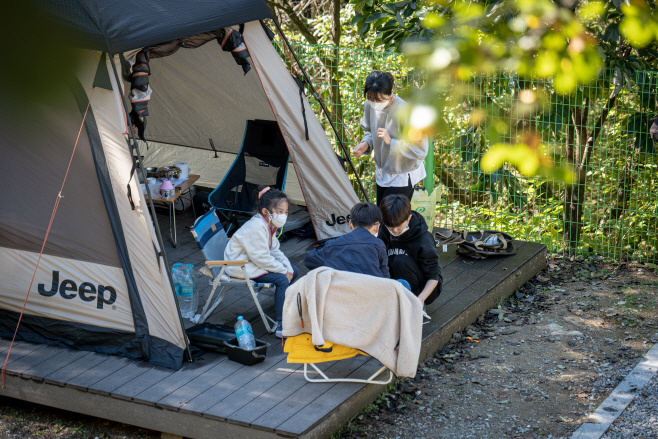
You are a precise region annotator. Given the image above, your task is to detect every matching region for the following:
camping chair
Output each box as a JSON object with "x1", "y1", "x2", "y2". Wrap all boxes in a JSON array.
[
  {"x1": 208, "y1": 119, "x2": 289, "y2": 234},
  {"x1": 190, "y1": 208, "x2": 277, "y2": 332},
  {"x1": 284, "y1": 334, "x2": 393, "y2": 385}
]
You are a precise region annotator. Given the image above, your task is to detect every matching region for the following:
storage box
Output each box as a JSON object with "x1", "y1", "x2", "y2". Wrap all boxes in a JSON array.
[{"x1": 225, "y1": 338, "x2": 270, "y2": 366}]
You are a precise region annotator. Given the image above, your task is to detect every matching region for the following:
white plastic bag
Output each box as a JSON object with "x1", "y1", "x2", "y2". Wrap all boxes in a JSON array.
[{"x1": 411, "y1": 186, "x2": 442, "y2": 230}]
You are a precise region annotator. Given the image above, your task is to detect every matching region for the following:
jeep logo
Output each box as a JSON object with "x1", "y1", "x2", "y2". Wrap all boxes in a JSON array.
[
  {"x1": 38, "y1": 271, "x2": 117, "y2": 310},
  {"x1": 325, "y1": 213, "x2": 351, "y2": 226}
]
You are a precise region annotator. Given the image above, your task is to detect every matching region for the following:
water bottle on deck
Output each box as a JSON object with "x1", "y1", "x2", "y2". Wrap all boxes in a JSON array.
[
  {"x1": 178, "y1": 269, "x2": 196, "y2": 318},
  {"x1": 234, "y1": 316, "x2": 256, "y2": 350}
]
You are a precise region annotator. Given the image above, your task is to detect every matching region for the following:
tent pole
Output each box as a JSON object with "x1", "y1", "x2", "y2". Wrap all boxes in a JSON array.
[
  {"x1": 271, "y1": 19, "x2": 370, "y2": 202},
  {"x1": 108, "y1": 55, "x2": 193, "y2": 363}
]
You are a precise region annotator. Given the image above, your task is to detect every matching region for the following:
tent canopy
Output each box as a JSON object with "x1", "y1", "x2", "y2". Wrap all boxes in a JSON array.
[{"x1": 38, "y1": 0, "x2": 273, "y2": 53}]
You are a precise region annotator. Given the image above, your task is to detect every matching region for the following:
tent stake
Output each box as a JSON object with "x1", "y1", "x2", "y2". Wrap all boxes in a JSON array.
[
  {"x1": 271, "y1": 19, "x2": 370, "y2": 202},
  {"x1": 108, "y1": 55, "x2": 193, "y2": 363}
]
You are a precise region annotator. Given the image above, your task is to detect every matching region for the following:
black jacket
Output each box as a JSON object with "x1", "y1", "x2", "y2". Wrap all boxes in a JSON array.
[
  {"x1": 304, "y1": 227, "x2": 390, "y2": 278},
  {"x1": 379, "y1": 211, "x2": 442, "y2": 290}
]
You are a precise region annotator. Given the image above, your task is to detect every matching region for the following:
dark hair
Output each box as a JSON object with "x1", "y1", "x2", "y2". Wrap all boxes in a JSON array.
[
  {"x1": 364, "y1": 71, "x2": 395, "y2": 102},
  {"x1": 254, "y1": 185, "x2": 288, "y2": 214},
  {"x1": 350, "y1": 202, "x2": 382, "y2": 228},
  {"x1": 380, "y1": 194, "x2": 411, "y2": 227}
]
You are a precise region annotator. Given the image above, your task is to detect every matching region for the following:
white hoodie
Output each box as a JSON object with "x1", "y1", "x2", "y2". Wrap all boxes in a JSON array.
[{"x1": 224, "y1": 215, "x2": 293, "y2": 279}]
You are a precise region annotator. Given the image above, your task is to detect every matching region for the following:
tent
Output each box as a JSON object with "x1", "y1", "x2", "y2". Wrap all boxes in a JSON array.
[{"x1": 1, "y1": 0, "x2": 361, "y2": 370}]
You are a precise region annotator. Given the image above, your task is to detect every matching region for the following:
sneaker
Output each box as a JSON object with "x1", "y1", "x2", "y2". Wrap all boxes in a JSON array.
[{"x1": 275, "y1": 321, "x2": 283, "y2": 338}]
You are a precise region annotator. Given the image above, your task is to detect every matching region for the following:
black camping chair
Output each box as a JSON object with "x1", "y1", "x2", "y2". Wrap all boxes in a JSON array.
[{"x1": 208, "y1": 120, "x2": 289, "y2": 234}]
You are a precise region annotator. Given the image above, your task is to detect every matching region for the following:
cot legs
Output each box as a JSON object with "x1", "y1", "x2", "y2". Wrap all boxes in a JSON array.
[{"x1": 303, "y1": 363, "x2": 393, "y2": 385}]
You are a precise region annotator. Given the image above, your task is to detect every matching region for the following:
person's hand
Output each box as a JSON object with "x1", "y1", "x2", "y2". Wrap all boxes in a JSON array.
[
  {"x1": 286, "y1": 272, "x2": 293, "y2": 283},
  {"x1": 353, "y1": 142, "x2": 369, "y2": 158},
  {"x1": 377, "y1": 128, "x2": 391, "y2": 145}
]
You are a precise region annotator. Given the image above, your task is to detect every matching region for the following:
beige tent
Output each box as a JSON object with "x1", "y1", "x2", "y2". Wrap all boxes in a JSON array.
[{"x1": 1, "y1": 1, "x2": 360, "y2": 369}]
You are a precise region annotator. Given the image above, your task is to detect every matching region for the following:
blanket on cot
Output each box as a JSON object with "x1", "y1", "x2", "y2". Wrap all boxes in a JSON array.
[{"x1": 282, "y1": 267, "x2": 423, "y2": 378}]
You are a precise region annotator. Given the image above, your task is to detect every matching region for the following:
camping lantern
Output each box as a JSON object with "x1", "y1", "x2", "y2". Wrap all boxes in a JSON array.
[{"x1": 160, "y1": 179, "x2": 175, "y2": 199}]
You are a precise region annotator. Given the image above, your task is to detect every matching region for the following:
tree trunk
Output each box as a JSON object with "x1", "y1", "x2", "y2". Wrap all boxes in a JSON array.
[
  {"x1": 562, "y1": 90, "x2": 619, "y2": 251},
  {"x1": 329, "y1": 0, "x2": 346, "y2": 152}
]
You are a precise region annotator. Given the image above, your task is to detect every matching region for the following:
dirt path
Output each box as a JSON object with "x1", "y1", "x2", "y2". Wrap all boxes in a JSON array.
[{"x1": 337, "y1": 255, "x2": 658, "y2": 439}]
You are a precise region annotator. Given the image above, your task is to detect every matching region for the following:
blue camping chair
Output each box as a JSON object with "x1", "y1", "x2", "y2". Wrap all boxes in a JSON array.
[{"x1": 190, "y1": 208, "x2": 277, "y2": 332}]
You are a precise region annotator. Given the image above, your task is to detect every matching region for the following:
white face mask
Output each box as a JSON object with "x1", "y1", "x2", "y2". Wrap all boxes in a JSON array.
[
  {"x1": 388, "y1": 225, "x2": 409, "y2": 238},
  {"x1": 369, "y1": 95, "x2": 393, "y2": 111},
  {"x1": 268, "y1": 211, "x2": 287, "y2": 228}
]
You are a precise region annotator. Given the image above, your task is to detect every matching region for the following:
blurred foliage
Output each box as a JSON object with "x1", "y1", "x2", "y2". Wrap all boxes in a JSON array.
[{"x1": 273, "y1": 0, "x2": 658, "y2": 260}]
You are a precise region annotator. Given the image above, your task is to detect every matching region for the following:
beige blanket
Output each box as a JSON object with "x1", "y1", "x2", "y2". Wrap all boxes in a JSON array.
[{"x1": 282, "y1": 267, "x2": 423, "y2": 377}]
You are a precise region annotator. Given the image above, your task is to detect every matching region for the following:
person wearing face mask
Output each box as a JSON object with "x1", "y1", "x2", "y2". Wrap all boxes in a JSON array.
[
  {"x1": 353, "y1": 71, "x2": 429, "y2": 205},
  {"x1": 224, "y1": 185, "x2": 298, "y2": 338},
  {"x1": 303, "y1": 202, "x2": 393, "y2": 280},
  {"x1": 379, "y1": 194, "x2": 442, "y2": 308}
]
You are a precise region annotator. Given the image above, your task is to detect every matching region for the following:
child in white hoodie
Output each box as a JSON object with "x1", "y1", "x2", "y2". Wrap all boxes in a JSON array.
[{"x1": 224, "y1": 185, "x2": 298, "y2": 338}]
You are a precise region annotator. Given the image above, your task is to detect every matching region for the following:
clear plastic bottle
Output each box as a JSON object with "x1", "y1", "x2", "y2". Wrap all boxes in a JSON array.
[
  {"x1": 178, "y1": 268, "x2": 197, "y2": 318},
  {"x1": 234, "y1": 316, "x2": 256, "y2": 350}
]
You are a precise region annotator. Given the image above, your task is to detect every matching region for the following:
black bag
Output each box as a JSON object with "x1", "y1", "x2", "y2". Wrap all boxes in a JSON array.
[{"x1": 454, "y1": 230, "x2": 516, "y2": 260}]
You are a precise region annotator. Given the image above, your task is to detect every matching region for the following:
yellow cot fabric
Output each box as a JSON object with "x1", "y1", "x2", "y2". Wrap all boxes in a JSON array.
[{"x1": 284, "y1": 334, "x2": 364, "y2": 364}]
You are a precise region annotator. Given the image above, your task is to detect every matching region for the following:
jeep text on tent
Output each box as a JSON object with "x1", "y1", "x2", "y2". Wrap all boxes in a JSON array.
[{"x1": 38, "y1": 271, "x2": 117, "y2": 309}]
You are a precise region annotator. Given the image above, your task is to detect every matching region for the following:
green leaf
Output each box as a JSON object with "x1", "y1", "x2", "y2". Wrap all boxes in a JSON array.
[
  {"x1": 366, "y1": 0, "x2": 374, "y2": 7},
  {"x1": 603, "y1": 23, "x2": 620, "y2": 45},
  {"x1": 351, "y1": 14, "x2": 365, "y2": 25},
  {"x1": 404, "y1": 4, "x2": 414, "y2": 18},
  {"x1": 381, "y1": 3, "x2": 397, "y2": 14},
  {"x1": 394, "y1": 0, "x2": 409, "y2": 7},
  {"x1": 365, "y1": 12, "x2": 389, "y2": 23},
  {"x1": 396, "y1": 9, "x2": 406, "y2": 28},
  {"x1": 359, "y1": 22, "x2": 371, "y2": 35}
]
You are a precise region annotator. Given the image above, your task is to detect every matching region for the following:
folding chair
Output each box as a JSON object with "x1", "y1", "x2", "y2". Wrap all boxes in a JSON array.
[
  {"x1": 208, "y1": 119, "x2": 289, "y2": 235},
  {"x1": 284, "y1": 334, "x2": 393, "y2": 384},
  {"x1": 190, "y1": 208, "x2": 277, "y2": 332}
]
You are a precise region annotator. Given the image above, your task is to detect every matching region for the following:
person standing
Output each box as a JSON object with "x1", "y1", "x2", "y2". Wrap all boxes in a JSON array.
[{"x1": 353, "y1": 71, "x2": 429, "y2": 205}]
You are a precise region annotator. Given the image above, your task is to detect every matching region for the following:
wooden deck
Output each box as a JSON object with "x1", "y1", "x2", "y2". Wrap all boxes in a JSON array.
[{"x1": 0, "y1": 209, "x2": 546, "y2": 439}]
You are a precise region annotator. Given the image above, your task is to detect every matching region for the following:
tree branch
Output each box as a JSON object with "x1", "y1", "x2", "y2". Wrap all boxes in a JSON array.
[{"x1": 266, "y1": 0, "x2": 319, "y2": 45}]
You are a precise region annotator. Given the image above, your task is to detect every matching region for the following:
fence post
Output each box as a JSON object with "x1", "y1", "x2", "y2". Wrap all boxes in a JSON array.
[{"x1": 423, "y1": 136, "x2": 435, "y2": 193}]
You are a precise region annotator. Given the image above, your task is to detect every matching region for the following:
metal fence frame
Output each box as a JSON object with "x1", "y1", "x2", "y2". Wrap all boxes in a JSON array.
[{"x1": 276, "y1": 41, "x2": 658, "y2": 262}]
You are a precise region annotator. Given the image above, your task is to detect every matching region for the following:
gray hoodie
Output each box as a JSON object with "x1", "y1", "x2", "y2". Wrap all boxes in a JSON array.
[{"x1": 360, "y1": 96, "x2": 428, "y2": 175}]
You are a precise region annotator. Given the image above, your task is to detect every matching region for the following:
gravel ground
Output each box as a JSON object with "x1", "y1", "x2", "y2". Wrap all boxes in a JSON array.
[{"x1": 601, "y1": 371, "x2": 658, "y2": 439}]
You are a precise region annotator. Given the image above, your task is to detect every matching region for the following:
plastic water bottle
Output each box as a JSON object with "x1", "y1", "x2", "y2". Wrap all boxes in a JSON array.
[
  {"x1": 178, "y1": 269, "x2": 197, "y2": 318},
  {"x1": 234, "y1": 316, "x2": 256, "y2": 350}
]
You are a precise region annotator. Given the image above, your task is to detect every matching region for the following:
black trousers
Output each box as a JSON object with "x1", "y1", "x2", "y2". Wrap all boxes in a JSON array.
[
  {"x1": 388, "y1": 253, "x2": 440, "y2": 305},
  {"x1": 376, "y1": 176, "x2": 414, "y2": 206}
]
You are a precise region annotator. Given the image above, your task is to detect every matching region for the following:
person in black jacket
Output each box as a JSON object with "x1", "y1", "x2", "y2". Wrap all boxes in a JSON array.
[
  {"x1": 304, "y1": 202, "x2": 390, "y2": 278},
  {"x1": 379, "y1": 194, "x2": 442, "y2": 305}
]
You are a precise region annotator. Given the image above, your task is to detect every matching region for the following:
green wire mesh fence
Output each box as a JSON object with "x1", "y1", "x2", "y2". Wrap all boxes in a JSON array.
[{"x1": 276, "y1": 42, "x2": 658, "y2": 262}]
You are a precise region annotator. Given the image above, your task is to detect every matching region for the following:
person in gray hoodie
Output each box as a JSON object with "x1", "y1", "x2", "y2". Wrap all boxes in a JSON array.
[{"x1": 353, "y1": 71, "x2": 429, "y2": 205}]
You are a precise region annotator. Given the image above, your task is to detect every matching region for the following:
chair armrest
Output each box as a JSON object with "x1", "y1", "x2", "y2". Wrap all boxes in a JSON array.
[{"x1": 205, "y1": 260, "x2": 249, "y2": 267}]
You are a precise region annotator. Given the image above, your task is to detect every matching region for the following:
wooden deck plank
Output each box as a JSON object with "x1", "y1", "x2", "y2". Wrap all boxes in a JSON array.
[
  {"x1": 227, "y1": 362, "x2": 311, "y2": 427},
  {"x1": 426, "y1": 242, "x2": 527, "y2": 317},
  {"x1": 156, "y1": 356, "x2": 238, "y2": 412},
  {"x1": 66, "y1": 356, "x2": 134, "y2": 392},
  {"x1": 4, "y1": 345, "x2": 62, "y2": 377},
  {"x1": 133, "y1": 352, "x2": 225, "y2": 406},
  {"x1": 89, "y1": 360, "x2": 157, "y2": 396},
  {"x1": 182, "y1": 350, "x2": 287, "y2": 417},
  {"x1": 110, "y1": 365, "x2": 176, "y2": 400},
  {"x1": 43, "y1": 352, "x2": 105, "y2": 386},
  {"x1": 251, "y1": 356, "x2": 369, "y2": 432},
  {"x1": 3, "y1": 342, "x2": 44, "y2": 368},
  {"x1": 274, "y1": 358, "x2": 384, "y2": 436},
  {"x1": 0, "y1": 338, "x2": 14, "y2": 354},
  {"x1": 22, "y1": 348, "x2": 91, "y2": 382},
  {"x1": 203, "y1": 358, "x2": 300, "y2": 422}
]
